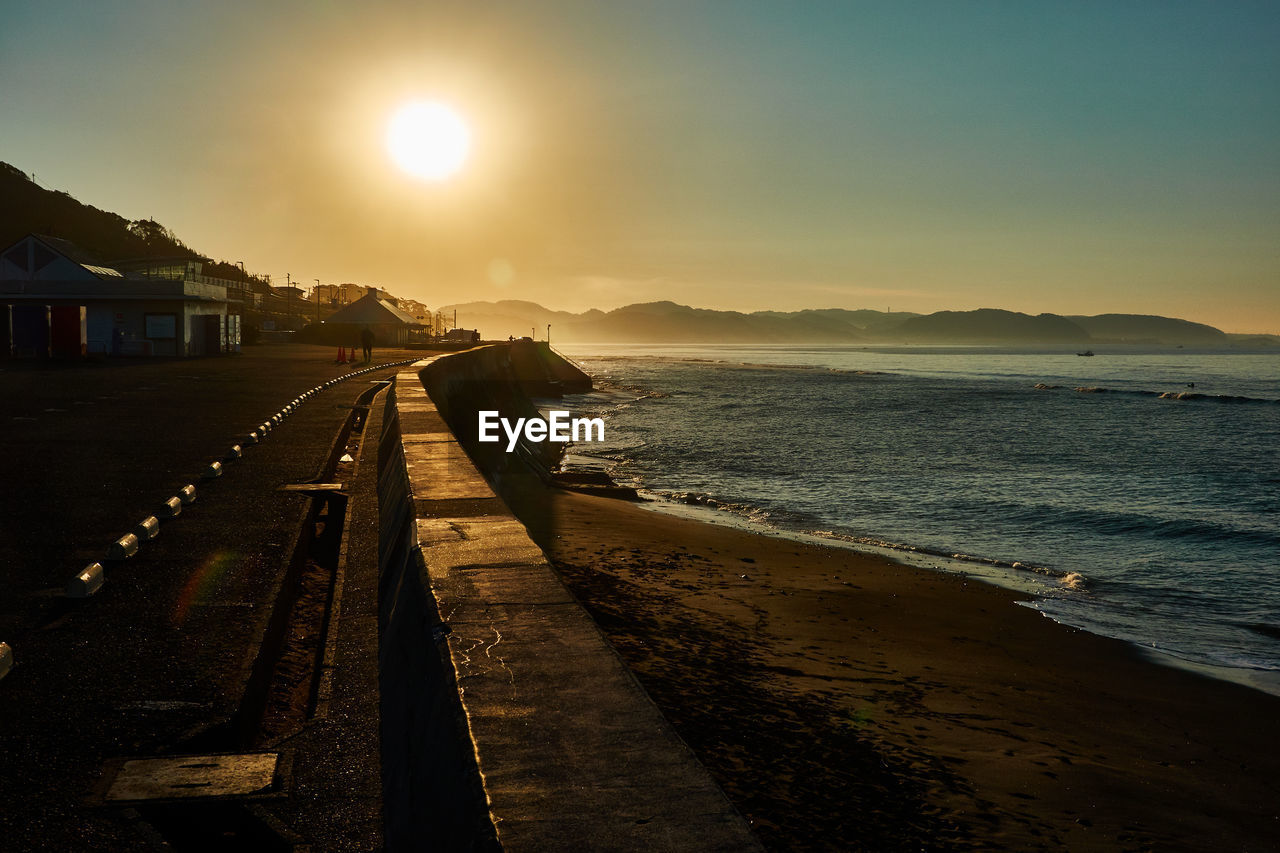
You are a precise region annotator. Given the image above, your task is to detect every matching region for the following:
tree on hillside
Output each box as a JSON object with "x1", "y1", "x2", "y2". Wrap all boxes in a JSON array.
[{"x1": 126, "y1": 218, "x2": 189, "y2": 254}]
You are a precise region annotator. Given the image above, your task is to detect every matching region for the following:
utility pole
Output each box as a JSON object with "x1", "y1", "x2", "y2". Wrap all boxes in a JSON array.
[{"x1": 314, "y1": 279, "x2": 320, "y2": 325}]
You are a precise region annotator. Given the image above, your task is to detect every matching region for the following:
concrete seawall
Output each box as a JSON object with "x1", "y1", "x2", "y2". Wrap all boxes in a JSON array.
[
  {"x1": 377, "y1": 363, "x2": 498, "y2": 850},
  {"x1": 377, "y1": 346, "x2": 760, "y2": 851}
]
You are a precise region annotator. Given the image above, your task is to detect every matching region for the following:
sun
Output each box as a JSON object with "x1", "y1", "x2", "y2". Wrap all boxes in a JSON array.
[{"x1": 386, "y1": 101, "x2": 470, "y2": 181}]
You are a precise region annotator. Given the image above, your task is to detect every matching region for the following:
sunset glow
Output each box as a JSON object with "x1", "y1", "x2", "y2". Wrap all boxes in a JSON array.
[{"x1": 2, "y1": 2, "x2": 1277, "y2": 330}]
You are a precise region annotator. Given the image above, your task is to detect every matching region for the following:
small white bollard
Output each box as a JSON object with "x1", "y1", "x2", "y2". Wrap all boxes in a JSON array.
[
  {"x1": 245, "y1": 432, "x2": 259, "y2": 445},
  {"x1": 135, "y1": 516, "x2": 160, "y2": 540},
  {"x1": 67, "y1": 562, "x2": 105, "y2": 598},
  {"x1": 108, "y1": 533, "x2": 140, "y2": 561},
  {"x1": 161, "y1": 496, "x2": 183, "y2": 518},
  {"x1": 203, "y1": 461, "x2": 223, "y2": 479},
  {"x1": 0, "y1": 642, "x2": 12, "y2": 680},
  {"x1": 225, "y1": 445, "x2": 242, "y2": 459},
  {"x1": 178, "y1": 484, "x2": 197, "y2": 504}
]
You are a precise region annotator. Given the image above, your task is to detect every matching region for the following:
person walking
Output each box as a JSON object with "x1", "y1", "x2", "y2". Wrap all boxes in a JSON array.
[{"x1": 360, "y1": 326, "x2": 374, "y2": 362}]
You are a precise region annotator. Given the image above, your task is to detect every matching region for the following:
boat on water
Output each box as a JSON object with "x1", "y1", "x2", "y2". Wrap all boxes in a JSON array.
[{"x1": 1077, "y1": 350, "x2": 1095, "y2": 357}]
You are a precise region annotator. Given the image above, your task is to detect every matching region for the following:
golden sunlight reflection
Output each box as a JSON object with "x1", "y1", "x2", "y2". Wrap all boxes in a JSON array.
[{"x1": 386, "y1": 101, "x2": 471, "y2": 181}]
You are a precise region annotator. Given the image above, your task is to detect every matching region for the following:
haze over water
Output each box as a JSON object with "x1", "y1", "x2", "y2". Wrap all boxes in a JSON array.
[{"x1": 558, "y1": 344, "x2": 1280, "y2": 693}]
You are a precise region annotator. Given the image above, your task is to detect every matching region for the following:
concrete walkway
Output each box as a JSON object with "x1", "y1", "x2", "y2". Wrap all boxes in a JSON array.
[{"x1": 0, "y1": 346, "x2": 416, "y2": 849}]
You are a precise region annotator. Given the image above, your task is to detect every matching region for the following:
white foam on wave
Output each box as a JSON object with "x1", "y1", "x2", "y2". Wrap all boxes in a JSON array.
[{"x1": 1060, "y1": 571, "x2": 1086, "y2": 590}]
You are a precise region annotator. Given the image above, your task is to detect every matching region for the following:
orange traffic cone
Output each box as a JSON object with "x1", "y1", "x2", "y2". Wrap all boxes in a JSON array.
[{"x1": 336, "y1": 345, "x2": 347, "y2": 364}]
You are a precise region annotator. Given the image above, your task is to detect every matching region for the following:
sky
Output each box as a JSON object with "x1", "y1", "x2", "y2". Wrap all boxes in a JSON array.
[{"x1": 2, "y1": 0, "x2": 1278, "y2": 332}]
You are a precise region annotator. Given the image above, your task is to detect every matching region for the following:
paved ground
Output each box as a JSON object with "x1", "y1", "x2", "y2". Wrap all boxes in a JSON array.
[{"x1": 0, "y1": 344, "x2": 417, "y2": 850}]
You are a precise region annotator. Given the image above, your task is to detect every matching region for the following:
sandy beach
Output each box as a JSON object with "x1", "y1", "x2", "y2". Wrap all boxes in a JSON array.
[{"x1": 505, "y1": 485, "x2": 1280, "y2": 851}]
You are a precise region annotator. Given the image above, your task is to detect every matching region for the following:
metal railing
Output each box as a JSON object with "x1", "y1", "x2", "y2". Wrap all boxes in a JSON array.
[{"x1": 548, "y1": 343, "x2": 591, "y2": 375}]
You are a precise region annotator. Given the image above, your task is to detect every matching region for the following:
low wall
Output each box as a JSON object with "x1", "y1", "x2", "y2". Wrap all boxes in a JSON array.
[
  {"x1": 377, "y1": 346, "x2": 760, "y2": 851},
  {"x1": 376, "y1": 361, "x2": 500, "y2": 851},
  {"x1": 420, "y1": 342, "x2": 564, "y2": 492}
]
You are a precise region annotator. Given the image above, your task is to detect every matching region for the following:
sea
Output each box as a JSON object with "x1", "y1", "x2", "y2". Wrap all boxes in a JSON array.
[{"x1": 551, "y1": 343, "x2": 1280, "y2": 695}]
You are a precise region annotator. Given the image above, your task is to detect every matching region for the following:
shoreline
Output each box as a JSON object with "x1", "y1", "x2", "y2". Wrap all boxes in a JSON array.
[
  {"x1": 627, "y1": 489, "x2": 1280, "y2": 699},
  {"x1": 502, "y1": 480, "x2": 1280, "y2": 849},
  {"x1": 556, "y1": 357, "x2": 1280, "y2": 701}
]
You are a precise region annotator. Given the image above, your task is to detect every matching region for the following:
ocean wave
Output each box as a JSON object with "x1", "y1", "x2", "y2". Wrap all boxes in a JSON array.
[
  {"x1": 1156, "y1": 390, "x2": 1275, "y2": 404},
  {"x1": 823, "y1": 533, "x2": 1090, "y2": 587},
  {"x1": 648, "y1": 489, "x2": 1100, "y2": 589},
  {"x1": 587, "y1": 354, "x2": 896, "y2": 376},
  {"x1": 987, "y1": 501, "x2": 1280, "y2": 548},
  {"x1": 1242, "y1": 623, "x2": 1280, "y2": 642},
  {"x1": 1060, "y1": 571, "x2": 1087, "y2": 590},
  {"x1": 1046, "y1": 384, "x2": 1279, "y2": 405},
  {"x1": 1147, "y1": 517, "x2": 1280, "y2": 545},
  {"x1": 719, "y1": 361, "x2": 893, "y2": 377},
  {"x1": 661, "y1": 490, "x2": 773, "y2": 523},
  {"x1": 734, "y1": 361, "x2": 820, "y2": 371},
  {"x1": 688, "y1": 359, "x2": 888, "y2": 374},
  {"x1": 590, "y1": 379, "x2": 670, "y2": 398}
]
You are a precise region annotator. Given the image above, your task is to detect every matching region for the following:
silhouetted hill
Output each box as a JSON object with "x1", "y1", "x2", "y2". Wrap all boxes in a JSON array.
[
  {"x1": 752, "y1": 308, "x2": 922, "y2": 334},
  {"x1": 1068, "y1": 314, "x2": 1227, "y2": 345},
  {"x1": 0, "y1": 162, "x2": 196, "y2": 262},
  {"x1": 896, "y1": 310, "x2": 1089, "y2": 343},
  {"x1": 441, "y1": 300, "x2": 589, "y2": 335},
  {"x1": 1, "y1": 161, "x2": 279, "y2": 288},
  {"x1": 1225, "y1": 334, "x2": 1280, "y2": 349},
  {"x1": 578, "y1": 302, "x2": 811, "y2": 342},
  {"x1": 440, "y1": 300, "x2": 1240, "y2": 345},
  {"x1": 449, "y1": 300, "x2": 900, "y2": 342}
]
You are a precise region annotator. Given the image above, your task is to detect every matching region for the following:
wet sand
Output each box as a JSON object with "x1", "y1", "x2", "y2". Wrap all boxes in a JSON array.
[{"x1": 508, "y1": 486, "x2": 1280, "y2": 851}]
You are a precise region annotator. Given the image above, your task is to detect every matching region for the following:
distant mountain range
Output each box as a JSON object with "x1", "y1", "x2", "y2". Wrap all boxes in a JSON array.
[{"x1": 443, "y1": 300, "x2": 1275, "y2": 348}]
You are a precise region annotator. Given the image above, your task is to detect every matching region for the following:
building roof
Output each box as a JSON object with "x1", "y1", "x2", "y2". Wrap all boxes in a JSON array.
[
  {"x1": 1, "y1": 233, "x2": 122, "y2": 280},
  {"x1": 325, "y1": 291, "x2": 419, "y2": 326},
  {"x1": 32, "y1": 234, "x2": 114, "y2": 269}
]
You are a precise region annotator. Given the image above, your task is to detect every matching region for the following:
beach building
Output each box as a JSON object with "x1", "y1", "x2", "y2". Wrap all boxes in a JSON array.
[
  {"x1": 0, "y1": 233, "x2": 237, "y2": 357},
  {"x1": 322, "y1": 287, "x2": 420, "y2": 345},
  {"x1": 442, "y1": 327, "x2": 481, "y2": 343}
]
